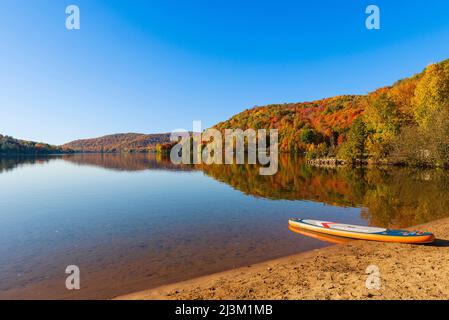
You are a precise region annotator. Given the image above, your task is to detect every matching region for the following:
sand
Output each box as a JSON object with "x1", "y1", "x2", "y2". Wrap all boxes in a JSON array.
[{"x1": 116, "y1": 217, "x2": 449, "y2": 300}]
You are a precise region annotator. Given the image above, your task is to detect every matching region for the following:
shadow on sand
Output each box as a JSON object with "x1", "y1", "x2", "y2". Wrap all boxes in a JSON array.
[{"x1": 428, "y1": 238, "x2": 449, "y2": 247}]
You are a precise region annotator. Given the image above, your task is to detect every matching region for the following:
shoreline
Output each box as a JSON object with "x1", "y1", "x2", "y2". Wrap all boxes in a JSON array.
[{"x1": 116, "y1": 217, "x2": 449, "y2": 300}]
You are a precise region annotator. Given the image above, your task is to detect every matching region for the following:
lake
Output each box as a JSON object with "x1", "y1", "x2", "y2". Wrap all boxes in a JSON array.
[{"x1": 0, "y1": 154, "x2": 448, "y2": 299}]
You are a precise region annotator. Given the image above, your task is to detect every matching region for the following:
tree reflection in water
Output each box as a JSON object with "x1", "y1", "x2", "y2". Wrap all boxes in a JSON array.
[{"x1": 2, "y1": 153, "x2": 448, "y2": 228}]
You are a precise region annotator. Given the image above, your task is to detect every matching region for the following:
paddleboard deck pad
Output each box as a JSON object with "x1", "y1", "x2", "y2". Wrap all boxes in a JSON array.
[{"x1": 289, "y1": 218, "x2": 435, "y2": 243}]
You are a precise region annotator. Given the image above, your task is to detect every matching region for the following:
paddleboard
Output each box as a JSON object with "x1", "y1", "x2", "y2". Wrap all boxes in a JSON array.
[
  {"x1": 288, "y1": 225, "x2": 351, "y2": 244},
  {"x1": 289, "y1": 218, "x2": 435, "y2": 244}
]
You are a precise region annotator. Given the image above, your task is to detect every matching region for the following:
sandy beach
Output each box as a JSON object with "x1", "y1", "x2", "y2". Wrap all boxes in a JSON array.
[{"x1": 117, "y1": 217, "x2": 449, "y2": 300}]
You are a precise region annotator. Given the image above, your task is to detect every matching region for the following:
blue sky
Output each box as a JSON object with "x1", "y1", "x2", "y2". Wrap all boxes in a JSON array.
[{"x1": 1, "y1": 0, "x2": 449, "y2": 145}]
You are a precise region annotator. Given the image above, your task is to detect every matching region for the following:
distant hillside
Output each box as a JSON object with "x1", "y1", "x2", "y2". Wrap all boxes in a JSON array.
[
  {"x1": 215, "y1": 95, "x2": 365, "y2": 152},
  {"x1": 0, "y1": 134, "x2": 69, "y2": 155},
  {"x1": 5, "y1": 57, "x2": 448, "y2": 168},
  {"x1": 215, "y1": 58, "x2": 449, "y2": 167},
  {"x1": 62, "y1": 133, "x2": 172, "y2": 153}
]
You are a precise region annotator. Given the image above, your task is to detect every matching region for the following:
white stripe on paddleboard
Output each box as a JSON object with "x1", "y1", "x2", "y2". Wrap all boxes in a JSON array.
[{"x1": 302, "y1": 219, "x2": 387, "y2": 234}]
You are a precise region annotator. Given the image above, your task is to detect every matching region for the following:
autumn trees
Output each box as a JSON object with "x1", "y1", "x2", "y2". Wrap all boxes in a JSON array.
[
  {"x1": 338, "y1": 60, "x2": 449, "y2": 167},
  {"x1": 338, "y1": 118, "x2": 368, "y2": 162},
  {"x1": 413, "y1": 62, "x2": 449, "y2": 128},
  {"x1": 4, "y1": 58, "x2": 448, "y2": 166},
  {"x1": 0, "y1": 134, "x2": 68, "y2": 154},
  {"x1": 389, "y1": 61, "x2": 449, "y2": 167},
  {"x1": 63, "y1": 133, "x2": 173, "y2": 153},
  {"x1": 390, "y1": 107, "x2": 449, "y2": 167},
  {"x1": 155, "y1": 142, "x2": 174, "y2": 154},
  {"x1": 215, "y1": 95, "x2": 365, "y2": 157},
  {"x1": 215, "y1": 58, "x2": 449, "y2": 167}
]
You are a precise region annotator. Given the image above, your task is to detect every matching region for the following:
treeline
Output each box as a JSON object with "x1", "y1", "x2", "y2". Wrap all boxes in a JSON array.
[
  {"x1": 215, "y1": 95, "x2": 364, "y2": 154},
  {"x1": 0, "y1": 134, "x2": 70, "y2": 155},
  {"x1": 215, "y1": 58, "x2": 449, "y2": 168},
  {"x1": 62, "y1": 133, "x2": 173, "y2": 153},
  {"x1": 338, "y1": 59, "x2": 449, "y2": 167}
]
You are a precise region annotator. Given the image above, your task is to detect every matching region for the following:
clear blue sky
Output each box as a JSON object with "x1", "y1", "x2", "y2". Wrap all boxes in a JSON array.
[{"x1": 1, "y1": 0, "x2": 449, "y2": 145}]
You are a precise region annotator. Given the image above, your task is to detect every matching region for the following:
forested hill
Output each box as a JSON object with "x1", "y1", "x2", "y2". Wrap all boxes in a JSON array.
[
  {"x1": 215, "y1": 95, "x2": 365, "y2": 152},
  {"x1": 0, "y1": 134, "x2": 69, "y2": 154},
  {"x1": 4, "y1": 57, "x2": 449, "y2": 167},
  {"x1": 215, "y1": 58, "x2": 449, "y2": 167},
  {"x1": 62, "y1": 133, "x2": 172, "y2": 153}
]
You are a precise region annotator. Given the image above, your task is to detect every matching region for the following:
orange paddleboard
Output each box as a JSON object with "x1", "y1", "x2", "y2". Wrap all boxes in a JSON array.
[
  {"x1": 289, "y1": 218, "x2": 435, "y2": 244},
  {"x1": 289, "y1": 225, "x2": 351, "y2": 244}
]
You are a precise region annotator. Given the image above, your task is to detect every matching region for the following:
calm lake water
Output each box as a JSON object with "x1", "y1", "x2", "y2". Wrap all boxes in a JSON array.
[{"x1": 1, "y1": 154, "x2": 448, "y2": 299}]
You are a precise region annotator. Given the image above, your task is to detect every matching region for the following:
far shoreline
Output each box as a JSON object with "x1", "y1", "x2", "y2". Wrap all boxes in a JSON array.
[{"x1": 1, "y1": 152, "x2": 444, "y2": 170}]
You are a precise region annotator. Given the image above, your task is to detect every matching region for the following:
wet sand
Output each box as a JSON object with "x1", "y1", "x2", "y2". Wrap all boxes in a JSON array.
[{"x1": 117, "y1": 217, "x2": 449, "y2": 300}]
